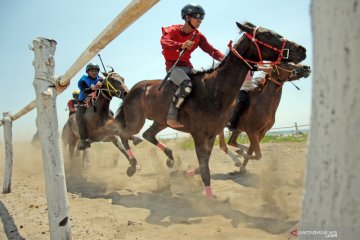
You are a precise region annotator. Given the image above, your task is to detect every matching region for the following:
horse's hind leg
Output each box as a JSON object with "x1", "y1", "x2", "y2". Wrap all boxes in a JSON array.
[{"x1": 142, "y1": 121, "x2": 175, "y2": 168}]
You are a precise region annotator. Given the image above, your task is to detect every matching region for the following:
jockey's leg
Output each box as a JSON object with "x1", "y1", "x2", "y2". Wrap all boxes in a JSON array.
[
  {"x1": 167, "y1": 67, "x2": 193, "y2": 129},
  {"x1": 76, "y1": 103, "x2": 90, "y2": 150},
  {"x1": 227, "y1": 90, "x2": 249, "y2": 132}
]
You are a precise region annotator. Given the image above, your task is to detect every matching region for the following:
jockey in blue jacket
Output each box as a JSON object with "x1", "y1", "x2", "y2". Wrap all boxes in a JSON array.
[{"x1": 76, "y1": 62, "x2": 102, "y2": 150}]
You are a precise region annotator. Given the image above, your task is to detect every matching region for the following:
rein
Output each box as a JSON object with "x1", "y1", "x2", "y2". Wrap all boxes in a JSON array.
[{"x1": 228, "y1": 27, "x2": 289, "y2": 69}]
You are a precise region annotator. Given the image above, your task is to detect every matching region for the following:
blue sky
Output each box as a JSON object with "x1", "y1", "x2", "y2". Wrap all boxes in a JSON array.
[{"x1": 0, "y1": 0, "x2": 312, "y2": 141}]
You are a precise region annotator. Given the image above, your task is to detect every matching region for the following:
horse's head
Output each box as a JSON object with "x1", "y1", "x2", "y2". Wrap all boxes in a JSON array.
[
  {"x1": 270, "y1": 62, "x2": 311, "y2": 83},
  {"x1": 101, "y1": 71, "x2": 129, "y2": 99},
  {"x1": 235, "y1": 22, "x2": 306, "y2": 65}
]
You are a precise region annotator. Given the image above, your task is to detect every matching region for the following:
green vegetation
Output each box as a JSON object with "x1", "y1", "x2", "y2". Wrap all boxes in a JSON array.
[{"x1": 179, "y1": 133, "x2": 308, "y2": 150}]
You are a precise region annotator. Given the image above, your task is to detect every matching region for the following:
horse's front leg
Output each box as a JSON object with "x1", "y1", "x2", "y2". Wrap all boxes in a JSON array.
[
  {"x1": 142, "y1": 121, "x2": 175, "y2": 168},
  {"x1": 129, "y1": 135, "x2": 143, "y2": 146},
  {"x1": 120, "y1": 136, "x2": 138, "y2": 177},
  {"x1": 244, "y1": 134, "x2": 262, "y2": 161},
  {"x1": 238, "y1": 134, "x2": 261, "y2": 173},
  {"x1": 193, "y1": 134, "x2": 216, "y2": 199},
  {"x1": 216, "y1": 131, "x2": 244, "y2": 167},
  {"x1": 110, "y1": 136, "x2": 141, "y2": 169}
]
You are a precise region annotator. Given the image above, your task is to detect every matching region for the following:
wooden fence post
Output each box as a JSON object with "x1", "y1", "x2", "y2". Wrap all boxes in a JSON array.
[
  {"x1": 32, "y1": 37, "x2": 71, "y2": 239},
  {"x1": 300, "y1": 1, "x2": 360, "y2": 239},
  {"x1": 294, "y1": 122, "x2": 299, "y2": 135},
  {"x1": 2, "y1": 112, "x2": 13, "y2": 194}
]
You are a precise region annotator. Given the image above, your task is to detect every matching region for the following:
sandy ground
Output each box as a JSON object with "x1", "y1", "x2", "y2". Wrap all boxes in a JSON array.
[{"x1": 0, "y1": 139, "x2": 306, "y2": 240}]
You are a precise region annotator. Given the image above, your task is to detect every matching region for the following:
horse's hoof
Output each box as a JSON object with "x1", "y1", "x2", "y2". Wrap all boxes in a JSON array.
[
  {"x1": 166, "y1": 158, "x2": 174, "y2": 168},
  {"x1": 235, "y1": 149, "x2": 244, "y2": 155},
  {"x1": 219, "y1": 146, "x2": 228, "y2": 153},
  {"x1": 239, "y1": 167, "x2": 247, "y2": 174},
  {"x1": 132, "y1": 137, "x2": 143, "y2": 146},
  {"x1": 126, "y1": 166, "x2": 136, "y2": 177}
]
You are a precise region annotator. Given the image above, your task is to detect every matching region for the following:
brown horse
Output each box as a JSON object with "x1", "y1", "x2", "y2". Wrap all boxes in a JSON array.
[
  {"x1": 218, "y1": 62, "x2": 311, "y2": 173},
  {"x1": 113, "y1": 21, "x2": 306, "y2": 198},
  {"x1": 62, "y1": 71, "x2": 142, "y2": 169}
]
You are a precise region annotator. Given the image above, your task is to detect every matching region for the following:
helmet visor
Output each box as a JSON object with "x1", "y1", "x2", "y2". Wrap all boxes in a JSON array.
[{"x1": 190, "y1": 13, "x2": 204, "y2": 20}]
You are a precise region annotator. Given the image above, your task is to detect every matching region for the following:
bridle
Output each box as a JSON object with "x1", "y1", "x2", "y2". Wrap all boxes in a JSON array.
[
  {"x1": 262, "y1": 65, "x2": 298, "y2": 92},
  {"x1": 228, "y1": 27, "x2": 289, "y2": 69},
  {"x1": 99, "y1": 72, "x2": 127, "y2": 100}
]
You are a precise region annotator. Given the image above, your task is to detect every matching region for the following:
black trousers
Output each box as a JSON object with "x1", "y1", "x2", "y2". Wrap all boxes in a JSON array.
[
  {"x1": 228, "y1": 90, "x2": 249, "y2": 128},
  {"x1": 76, "y1": 104, "x2": 88, "y2": 140}
]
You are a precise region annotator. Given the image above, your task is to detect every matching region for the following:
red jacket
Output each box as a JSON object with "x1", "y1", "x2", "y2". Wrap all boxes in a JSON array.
[{"x1": 161, "y1": 24, "x2": 224, "y2": 71}]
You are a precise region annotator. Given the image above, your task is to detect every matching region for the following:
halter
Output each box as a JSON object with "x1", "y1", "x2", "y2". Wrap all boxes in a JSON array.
[
  {"x1": 228, "y1": 27, "x2": 289, "y2": 69},
  {"x1": 100, "y1": 72, "x2": 124, "y2": 99}
]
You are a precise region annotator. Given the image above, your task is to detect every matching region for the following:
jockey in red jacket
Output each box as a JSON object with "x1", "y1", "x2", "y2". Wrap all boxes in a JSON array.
[
  {"x1": 67, "y1": 90, "x2": 79, "y2": 117},
  {"x1": 160, "y1": 4, "x2": 224, "y2": 128}
]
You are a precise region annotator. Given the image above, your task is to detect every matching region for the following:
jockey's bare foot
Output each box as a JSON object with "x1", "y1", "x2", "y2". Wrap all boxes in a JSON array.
[{"x1": 167, "y1": 119, "x2": 184, "y2": 128}]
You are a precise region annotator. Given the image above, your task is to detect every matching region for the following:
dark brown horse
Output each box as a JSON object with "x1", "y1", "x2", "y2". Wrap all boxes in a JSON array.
[
  {"x1": 113, "y1": 21, "x2": 306, "y2": 198},
  {"x1": 62, "y1": 71, "x2": 142, "y2": 169},
  {"x1": 218, "y1": 62, "x2": 311, "y2": 173}
]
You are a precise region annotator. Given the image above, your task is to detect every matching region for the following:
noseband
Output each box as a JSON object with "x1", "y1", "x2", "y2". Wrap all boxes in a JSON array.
[{"x1": 228, "y1": 27, "x2": 289, "y2": 69}]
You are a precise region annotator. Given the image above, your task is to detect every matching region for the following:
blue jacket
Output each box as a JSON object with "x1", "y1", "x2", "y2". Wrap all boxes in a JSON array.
[{"x1": 78, "y1": 75, "x2": 102, "y2": 101}]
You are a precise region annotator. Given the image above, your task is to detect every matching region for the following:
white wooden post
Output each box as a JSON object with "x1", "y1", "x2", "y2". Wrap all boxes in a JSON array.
[
  {"x1": 294, "y1": 122, "x2": 299, "y2": 135},
  {"x1": 2, "y1": 112, "x2": 13, "y2": 194},
  {"x1": 300, "y1": 1, "x2": 360, "y2": 239},
  {"x1": 32, "y1": 37, "x2": 71, "y2": 239}
]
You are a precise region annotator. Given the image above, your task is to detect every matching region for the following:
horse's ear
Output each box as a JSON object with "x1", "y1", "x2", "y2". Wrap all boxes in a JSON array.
[
  {"x1": 236, "y1": 22, "x2": 254, "y2": 33},
  {"x1": 102, "y1": 72, "x2": 108, "y2": 77},
  {"x1": 107, "y1": 66, "x2": 114, "y2": 73}
]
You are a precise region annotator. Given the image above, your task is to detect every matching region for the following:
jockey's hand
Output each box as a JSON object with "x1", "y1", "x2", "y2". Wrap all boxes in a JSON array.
[
  {"x1": 95, "y1": 81, "x2": 102, "y2": 88},
  {"x1": 181, "y1": 40, "x2": 194, "y2": 50}
]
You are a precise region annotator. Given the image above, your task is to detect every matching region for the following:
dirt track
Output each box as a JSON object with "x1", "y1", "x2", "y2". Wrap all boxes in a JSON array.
[{"x1": 0, "y1": 140, "x2": 306, "y2": 240}]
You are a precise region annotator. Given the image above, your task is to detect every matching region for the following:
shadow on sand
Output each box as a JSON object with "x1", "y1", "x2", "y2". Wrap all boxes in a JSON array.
[{"x1": 66, "y1": 173, "x2": 296, "y2": 235}]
